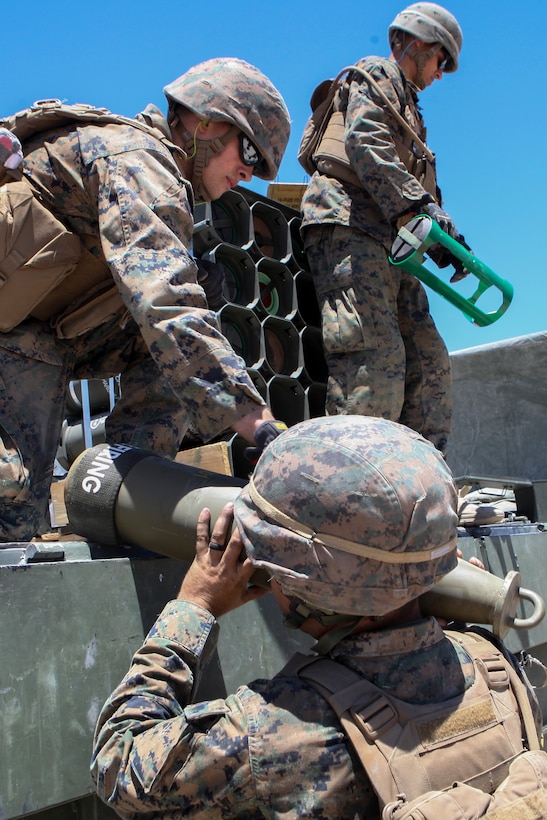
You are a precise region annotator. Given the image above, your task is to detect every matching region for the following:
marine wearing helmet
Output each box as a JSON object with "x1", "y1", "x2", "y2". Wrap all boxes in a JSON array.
[
  {"x1": 92, "y1": 384, "x2": 544, "y2": 819},
  {"x1": 164, "y1": 57, "x2": 291, "y2": 201},
  {"x1": 388, "y1": 2, "x2": 462, "y2": 88},
  {"x1": 234, "y1": 415, "x2": 458, "y2": 648}
]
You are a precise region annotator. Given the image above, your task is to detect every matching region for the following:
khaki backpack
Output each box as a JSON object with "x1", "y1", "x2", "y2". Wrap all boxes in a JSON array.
[
  {"x1": 0, "y1": 99, "x2": 185, "y2": 336},
  {"x1": 279, "y1": 627, "x2": 547, "y2": 820}
]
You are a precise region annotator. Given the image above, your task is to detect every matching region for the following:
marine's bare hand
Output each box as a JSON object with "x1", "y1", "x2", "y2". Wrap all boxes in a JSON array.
[{"x1": 177, "y1": 503, "x2": 268, "y2": 617}]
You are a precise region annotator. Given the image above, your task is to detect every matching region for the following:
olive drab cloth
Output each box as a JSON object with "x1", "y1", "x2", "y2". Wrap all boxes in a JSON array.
[
  {"x1": 91, "y1": 604, "x2": 542, "y2": 819},
  {"x1": 0, "y1": 103, "x2": 265, "y2": 542},
  {"x1": 300, "y1": 56, "x2": 451, "y2": 453}
]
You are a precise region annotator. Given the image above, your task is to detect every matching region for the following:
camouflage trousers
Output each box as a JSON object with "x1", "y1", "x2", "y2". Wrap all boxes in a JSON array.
[
  {"x1": 304, "y1": 224, "x2": 451, "y2": 452},
  {"x1": 0, "y1": 316, "x2": 188, "y2": 542}
]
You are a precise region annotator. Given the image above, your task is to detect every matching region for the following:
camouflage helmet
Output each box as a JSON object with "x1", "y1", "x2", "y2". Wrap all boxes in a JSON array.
[
  {"x1": 163, "y1": 57, "x2": 290, "y2": 180},
  {"x1": 234, "y1": 416, "x2": 458, "y2": 618},
  {"x1": 389, "y1": 3, "x2": 462, "y2": 72}
]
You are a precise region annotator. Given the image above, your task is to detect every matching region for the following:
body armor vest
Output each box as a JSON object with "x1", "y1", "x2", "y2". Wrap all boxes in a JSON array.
[
  {"x1": 298, "y1": 64, "x2": 438, "y2": 201},
  {"x1": 279, "y1": 628, "x2": 539, "y2": 813}
]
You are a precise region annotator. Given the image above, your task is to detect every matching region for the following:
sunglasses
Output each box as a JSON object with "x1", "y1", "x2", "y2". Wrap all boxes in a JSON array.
[
  {"x1": 437, "y1": 52, "x2": 448, "y2": 72},
  {"x1": 238, "y1": 132, "x2": 261, "y2": 167}
]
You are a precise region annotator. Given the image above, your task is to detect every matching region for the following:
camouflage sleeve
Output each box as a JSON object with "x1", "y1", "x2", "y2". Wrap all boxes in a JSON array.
[
  {"x1": 344, "y1": 60, "x2": 430, "y2": 222},
  {"x1": 91, "y1": 600, "x2": 254, "y2": 817},
  {"x1": 93, "y1": 140, "x2": 265, "y2": 441}
]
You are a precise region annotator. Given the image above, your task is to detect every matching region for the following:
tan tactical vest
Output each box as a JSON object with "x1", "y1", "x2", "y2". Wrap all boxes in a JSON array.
[
  {"x1": 298, "y1": 65, "x2": 438, "y2": 200},
  {"x1": 279, "y1": 628, "x2": 540, "y2": 813},
  {"x1": 0, "y1": 100, "x2": 187, "y2": 338}
]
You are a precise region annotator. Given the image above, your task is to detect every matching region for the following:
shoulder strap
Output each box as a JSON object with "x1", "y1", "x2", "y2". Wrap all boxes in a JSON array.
[
  {"x1": 279, "y1": 653, "x2": 404, "y2": 806},
  {"x1": 3, "y1": 99, "x2": 153, "y2": 140},
  {"x1": 324, "y1": 65, "x2": 434, "y2": 162},
  {"x1": 1, "y1": 99, "x2": 187, "y2": 172}
]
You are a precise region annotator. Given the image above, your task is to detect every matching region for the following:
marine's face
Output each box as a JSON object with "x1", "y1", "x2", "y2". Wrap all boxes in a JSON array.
[
  {"x1": 420, "y1": 46, "x2": 448, "y2": 87},
  {"x1": 200, "y1": 127, "x2": 253, "y2": 200},
  {"x1": 396, "y1": 40, "x2": 448, "y2": 89}
]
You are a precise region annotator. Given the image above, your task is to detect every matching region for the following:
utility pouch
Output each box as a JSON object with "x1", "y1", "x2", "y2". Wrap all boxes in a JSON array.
[
  {"x1": 383, "y1": 751, "x2": 547, "y2": 819},
  {"x1": 297, "y1": 77, "x2": 334, "y2": 176},
  {"x1": 51, "y1": 281, "x2": 125, "y2": 339},
  {"x1": 297, "y1": 70, "x2": 361, "y2": 184},
  {"x1": 0, "y1": 179, "x2": 81, "y2": 331},
  {"x1": 314, "y1": 110, "x2": 362, "y2": 188}
]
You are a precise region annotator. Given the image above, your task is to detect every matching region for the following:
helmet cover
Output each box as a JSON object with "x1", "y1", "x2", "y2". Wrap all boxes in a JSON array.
[
  {"x1": 389, "y1": 2, "x2": 463, "y2": 72},
  {"x1": 234, "y1": 415, "x2": 458, "y2": 617},
  {"x1": 164, "y1": 57, "x2": 290, "y2": 179}
]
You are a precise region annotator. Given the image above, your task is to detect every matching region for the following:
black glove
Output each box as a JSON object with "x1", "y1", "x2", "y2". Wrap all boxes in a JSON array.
[
  {"x1": 450, "y1": 260, "x2": 469, "y2": 283},
  {"x1": 427, "y1": 243, "x2": 457, "y2": 268},
  {"x1": 195, "y1": 258, "x2": 226, "y2": 311},
  {"x1": 244, "y1": 420, "x2": 288, "y2": 463},
  {"x1": 427, "y1": 233, "x2": 473, "y2": 282},
  {"x1": 422, "y1": 202, "x2": 459, "y2": 239}
]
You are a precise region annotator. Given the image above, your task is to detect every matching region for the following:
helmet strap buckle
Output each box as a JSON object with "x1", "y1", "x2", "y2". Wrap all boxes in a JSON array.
[{"x1": 283, "y1": 598, "x2": 314, "y2": 630}]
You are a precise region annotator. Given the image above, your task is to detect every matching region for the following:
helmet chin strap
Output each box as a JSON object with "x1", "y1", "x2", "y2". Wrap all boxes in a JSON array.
[
  {"x1": 283, "y1": 596, "x2": 364, "y2": 655},
  {"x1": 394, "y1": 36, "x2": 440, "y2": 91},
  {"x1": 180, "y1": 121, "x2": 240, "y2": 201},
  {"x1": 409, "y1": 43, "x2": 438, "y2": 90}
]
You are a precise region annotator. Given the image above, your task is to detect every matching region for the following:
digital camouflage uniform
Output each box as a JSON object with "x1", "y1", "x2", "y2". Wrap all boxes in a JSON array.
[
  {"x1": 0, "y1": 105, "x2": 266, "y2": 542},
  {"x1": 301, "y1": 56, "x2": 451, "y2": 452},
  {"x1": 92, "y1": 602, "x2": 486, "y2": 819},
  {"x1": 92, "y1": 416, "x2": 541, "y2": 818}
]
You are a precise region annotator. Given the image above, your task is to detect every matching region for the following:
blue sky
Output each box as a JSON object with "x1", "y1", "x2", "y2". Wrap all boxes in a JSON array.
[{"x1": 5, "y1": 0, "x2": 546, "y2": 353}]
